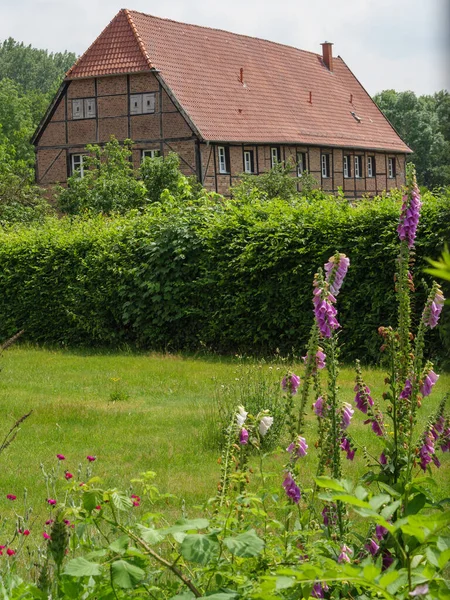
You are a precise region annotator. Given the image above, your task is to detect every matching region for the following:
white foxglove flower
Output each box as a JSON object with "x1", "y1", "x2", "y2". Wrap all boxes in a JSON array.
[
  {"x1": 259, "y1": 415, "x2": 273, "y2": 436},
  {"x1": 236, "y1": 405, "x2": 248, "y2": 427}
]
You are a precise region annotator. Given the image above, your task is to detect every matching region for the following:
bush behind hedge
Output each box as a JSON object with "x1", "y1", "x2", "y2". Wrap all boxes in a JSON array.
[{"x1": 0, "y1": 191, "x2": 448, "y2": 363}]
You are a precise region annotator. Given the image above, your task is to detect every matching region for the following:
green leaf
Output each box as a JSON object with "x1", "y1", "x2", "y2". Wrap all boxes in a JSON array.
[
  {"x1": 314, "y1": 477, "x2": 346, "y2": 492},
  {"x1": 405, "y1": 493, "x2": 426, "y2": 516},
  {"x1": 161, "y1": 518, "x2": 209, "y2": 535},
  {"x1": 110, "y1": 560, "x2": 145, "y2": 589},
  {"x1": 82, "y1": 490, "x2": 100, "y2": 512},
  {"x1": 223, "y1": 529, "x2": 264, "y2": 558},
  {"x1": 180, "y1": 533, "x2": 219, "y2": 565},
  {"x1": 275, "y1": 576, "x2": 295, "y2": 590},
  {"x1": 111, "y1": 491, "x2": 133, "y2": 512},
  {"x1": 63, "y1": 557, "x2": 102, "y2": 577},
  {"x1": 199, "y1": 594, "x2": 238, "y2": 600},
  {"x1": 170, "y1": 592, "x2": 195, "y2": 600},
  {"x1": 369, "y1": 494, "x2": 391, "y2": 511},
  {"x1": 137, "y1": 525, "x2": 165, "y2": 545},
  {"x1": 109, "y1": 535, "x2": 129, "y2": 554}
]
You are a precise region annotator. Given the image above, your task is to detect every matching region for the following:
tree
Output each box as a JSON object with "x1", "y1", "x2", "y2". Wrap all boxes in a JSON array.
[
  {"x1": 373, "y1": 89, "x2": 450, "y2": 188},
  {"x1": 231, "y1": 161, "x2": 300, "y2": 202},
  {"x1": 0, "y1": 78, "x2": 35, "y2": 163},
  {"x1": 139, "y1": 152, "x2": 187, "y2": 203},
  {"x1": 57, "y1": 137, "x2": 147, "y2": 215}
]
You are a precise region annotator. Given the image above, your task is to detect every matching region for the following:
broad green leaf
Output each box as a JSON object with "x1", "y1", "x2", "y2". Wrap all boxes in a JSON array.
[
  {"x1": 180, "y1": 534, "x2": 219, "y2": 565},
  {"x1": 381, "y1": 500, "x2": 401, "y2": 520},
  {"x1": 63, "y1": 557, "x2": 102, "y2": 577},
  {"x1": 438, "y1": 548, "x2": 450, "y2": 569},
  {"x1": 314, "y1": 477, "x2": 346, "y2": 492},
  {"x1": 137, "y1": 525, "x2": 165, "y2": 545},
  {"x1": 161, "y1": 518, "x2": 209, "y2": 535},
  {"x1": 363, "y1": 563, "x2": 381, "y2": 581},
  {"x1": 425, "y1": 547, "x2": 440, "y2": 567},
  {"x1": 369, "y1": 494, "x2": 391, "y2": 511},
  {"x1": 379, "y1": 571, "x2": 399, "y2": 587},
  {"x1": 109, "y1": 535, "x2": 129, "y2": 554},
  {"x1": 82, "y1": 490, "x2": 100, "y2": 512},
  {"x1": 110, "y1": 560, "x2": 145, "y2": 589},
  {"x1": 111, "y1": 491, "x2": 133, "y2": 512},
  {"x1": 275, "y1": 576, "x2": 295, "y2": 590},
  {"x1": 405, "y1": 493, "x2": 426, "y2": 516},
  {"x1": 170, "y1": 592, "x2": 195, "y2": 600},
  {"x1": 223, "y1": 529, "x2": 264, "y2": 558},
  {"x1": 199, "y1": 594, "x2": 238, "y2": 600}
]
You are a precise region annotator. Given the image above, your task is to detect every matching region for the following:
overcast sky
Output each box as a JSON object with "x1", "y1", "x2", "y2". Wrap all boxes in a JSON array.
[{"x1": 2, "y1": 0, "x2": 449, "y2": 96}]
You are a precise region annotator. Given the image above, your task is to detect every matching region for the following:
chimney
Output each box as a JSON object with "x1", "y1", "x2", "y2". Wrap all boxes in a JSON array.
[{"x1": 321, "y1": 41, "x2": 334, "y2": 71}]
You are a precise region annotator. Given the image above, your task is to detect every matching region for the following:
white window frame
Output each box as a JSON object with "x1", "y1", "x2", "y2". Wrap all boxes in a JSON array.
[
  {"x1": 218, "y1": 146, "x2": 228, "y2": 174},
  {"x1": 321, "y1": 153, "x2": 330, "y2": 178},
  {"x1": 141, "y1": 149, "x2": 161, "y2": 161},
  {"x1": 388, "y1": 157, "x2": 395, "y2": 178},
  {"x1": 71, "y1": 154, "x2": 84, "y2": 178},
  {"x1": 367, "y1": 156, "x2": 374, "y2": 178},
  {"x1": 244, "y1": 150, "x2": 254, "y2": 174},
  {"x1": 343, "y1": 155, "x2": 350, "y2": 178},
  {"x1": 354, "y1": 155, "x2": 362, "y2": 178},
  {"x1": 270, "y1": 147, "x2": 279, "y2": 169},
  {"x1": 297, "y1": 152, "x2": 306, "y2": 177}
]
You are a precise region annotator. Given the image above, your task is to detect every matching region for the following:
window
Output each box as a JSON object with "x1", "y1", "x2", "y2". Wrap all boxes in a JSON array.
[
  {"x1": 218, "y1": 146, "x2": 229, "y2": 174},
  {"x1": 367, "y1": 156, "x2": 375, "y2": 177},
  {"x1": 297, "y1": 152, "x2": 307, "y2": 176},
  {"x1": 71, "y1": 154, "x2": 84, "y2": 178},
  {"x1": 321, "y1": 153, "x2": 330, "y2": 178},
  {"x1": 141, "y1": 149, "x2": 161, "y2": 161},
  {"x1": 388, "y1": 157, "x2": 396, "y2": 178},
  {"x1": 244, "y1": 150, "x2": 254, "y2": 174},
  {"x1": 354, "y1": 155, "x2": 363, "y2": 178},
  {"x1": 130, "y1": 93, "x2": 156, "y2": 115},
  {"x1": 343, "y1": 155, "x2": 351, "y2": 178},
  {"x1": 270, "y1": 147, "x2": 280, "y2": 168},
  {"x1": 72, "y1": 98, "x2": 96, "y2": 120}
]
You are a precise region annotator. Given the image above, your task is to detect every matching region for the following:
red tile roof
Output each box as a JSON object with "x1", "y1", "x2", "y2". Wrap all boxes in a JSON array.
[{"x1": 66, "y1": 9, "x2": 411, "y2": 153}]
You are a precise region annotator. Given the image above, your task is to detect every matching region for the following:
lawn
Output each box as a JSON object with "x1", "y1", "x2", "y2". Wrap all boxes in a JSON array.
[{"x1": 1, "y1": 346, "x2": 449, "y2": 531}]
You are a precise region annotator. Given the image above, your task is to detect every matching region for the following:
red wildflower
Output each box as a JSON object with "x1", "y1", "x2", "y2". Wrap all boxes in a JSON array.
[
  {"x1": 42, "y1": 532, "x2": 50, "y2": 540},
  {"x1": 65, "y1": 472, "x2": 73, "y2": 480},
  {"x1": 47, "y1": 499, "x2": 57, "y2": 505},
  {"x1": 56, "y1": 454, "x2": 65, "y2": 460},
  {"x1": 22, "y1": 530, "x2": 30, "y2": 536},
  {"x1": 86, "y1": 455, "x2": 96, "y2": 462},
  {"x1": 6, "y1": 548, "x2": 15, "y2": 556},
  {"x1": 6, "y1": 494, "x2": 16, "y2": 501}
]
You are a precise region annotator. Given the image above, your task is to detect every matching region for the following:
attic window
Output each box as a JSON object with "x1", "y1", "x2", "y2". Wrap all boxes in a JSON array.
[
  {"x1": 130, "y1": 93, "x2": 156, "y2": 115},
  {"x1": 72, "y1": 98, "x2": 96, "y2": 120}
]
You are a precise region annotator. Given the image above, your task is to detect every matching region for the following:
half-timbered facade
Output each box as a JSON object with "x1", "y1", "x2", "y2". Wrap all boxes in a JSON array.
[{"x1": 33, "y1": 9, "x2": 411, "y2": 197}]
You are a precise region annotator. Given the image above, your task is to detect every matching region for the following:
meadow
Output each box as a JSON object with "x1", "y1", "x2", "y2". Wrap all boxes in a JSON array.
[{"x1": 2, "y1": 346, "x2": 449, "y2": 529}]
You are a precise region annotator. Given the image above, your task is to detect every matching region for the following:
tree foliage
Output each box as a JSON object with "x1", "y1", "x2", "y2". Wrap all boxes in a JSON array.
[{"x1": 373, "y1": 89, "x2": 450, "y2": 188}]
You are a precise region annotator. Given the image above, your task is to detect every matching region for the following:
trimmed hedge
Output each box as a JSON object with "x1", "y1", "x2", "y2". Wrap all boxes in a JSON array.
[{"x1": 0, "y1": 192, "x2": 448, "y2": 362}]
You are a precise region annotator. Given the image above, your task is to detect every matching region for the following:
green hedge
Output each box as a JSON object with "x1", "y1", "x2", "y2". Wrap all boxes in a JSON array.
[{"x1": 0, "y1": 192, "x2": 448, "y2": 362}]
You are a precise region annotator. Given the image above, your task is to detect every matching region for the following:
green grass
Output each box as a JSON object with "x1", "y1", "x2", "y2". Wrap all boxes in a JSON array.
[{"x1": 1, "y1": 347, "x2": 449, "y2": 531}]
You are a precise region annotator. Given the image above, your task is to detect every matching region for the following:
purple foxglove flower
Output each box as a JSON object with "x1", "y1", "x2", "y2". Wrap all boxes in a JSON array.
[
  {"x1": 311, "y1": 583, "x2": 329, "y2": 598},
  {"x1": 315, "y1": 349, "x2": 326, "y2": 369},
  {"x1": 239, "y1": 428, "x2": 249, "y2": 445},
  {"x1": 282, "y1": 472, "x2": 301, "y2": 503},
  {"x1": 399, "y1": 379, "x2": 412, "y2": 400},
  {"x1": 341, "y1": 402, "x2": 354, "y2": 430},
  {"x1": 432, "y1": 455, "x2": 441, "y2": 468},
  {"x1": 409, "y1": 584, "x2": 429, "y2": 597},
  {"x1": 380, "y1": 452, "x2": 387, "y2": 465},
  {"x1": 371, "y1": 418, "x2": 384, "y2": 437},
  {"x1": 440, "y1": 427, "x2": 450, "y2": 452},
  {"x1": 419, "y1": 430, "x2": 435, "y2": 471},
  {"x1": 420, "y1": 369, "x2": 439, "y2": 397},
  {"x1": 259, "y1": 415, "x2": 273, "y2": 436},
  {"x1": 354, "y1": 384, "x2": 374, "y2": 414},
  {"x1": 313, "y1": 396, "x2": 325, "y2": 417},
  {"x1": 338, "y1": 543, "x2": 352, "y2": 563},
  {"x1": 365, "y1": 538, "x2": 380, "y2": 555},
  {"x1": 314, "y1": 297, "x2": 340, "y2": 338},
  {"x1": 376, "y1": 525, "x2": 388, "y2": 541},
  {"x1": 340, "y1": 437, "x2": 355, "y2": 460},
  {"x1": 324, "y1": 253, "x2": 350, "y2": 296},
  {"x1": 431, "y1": 415, "x2": 445, "y2": 440},
  {"x1": 281, "y1": 373, "x2": 300, "y2": 394},
  {"x1": 397, "y1": 178, "x2": 421, "y2": 248},
  {"x1": 382, "y1": 550, "x2": 394, "y2": 571},
  {"x1": 236, "y1": 406, "x2": 248, "y2": 427},
  {"x1": 322, "y1": 505, "x2": 336, "y2": 527},
  {"x1": 422, "y1": 285, "x2": 445, "y2": 329},
  {"x1": 287, "y1": 435, "x2": 308, "y2": 458}
]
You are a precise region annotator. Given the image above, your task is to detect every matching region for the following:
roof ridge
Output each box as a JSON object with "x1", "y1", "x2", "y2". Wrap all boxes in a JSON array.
[
  {"x1": 124, "y1": 8, "x2": 154, "y2": 69},
  {"x1": 127, "y1": 8, "x2": 336, "y2": 60}
]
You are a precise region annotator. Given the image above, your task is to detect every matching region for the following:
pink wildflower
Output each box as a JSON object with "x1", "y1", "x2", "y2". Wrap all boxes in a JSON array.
[
  {"x1": 340, "y1": 437, "x2": 356, "y2": 461},
  {"x1": 397, "y1": 178, "x2": 421, "y2": 248},
  {"x1": 341, "y1": 402, "x2": 354, "y2": 430},
  {"x1": 6, "y1": 548, "x2": 15, "y2": 556},
  {"x1": 420, "y1": 369, "x2": 439, "y2": 397},
  {"x1": 56, "y1": 454, "x2": 65, "y2": 461},
  {"x1": 287, "y1": 435, "x2": 308, "y2": 459},
  {"x1": 324, "y1": 253, "x2": 350, "y2": 296},
  {"x1": 338, "y1": 544, "x2": 352, "y2": 563},
  {"x1": 65, "y1": 472, "x2": 73, "y2": 480},
  {"x1": 281, "y1": 373, "x2": 300, "y2": 394},
  {"x1": 6, "y1": 494, "x2": 16, "y2": 501},
  {"x1": 366, "y1": 538, "x2": 380, "y2": 555},
  {"x1": 354, "y1": 384, "x2": 374, "y2": 414},
  {"x1": 422, "y1": 285, "x2": 445, "y2": 329},
  {"x1": 239, "y1": 428, "x2": 249, "y2": 445},
  {"x1": 42, "y1": 532, "x2": 51, "y2": 540},
  {"x1": 47, "y1": 499, "x2": 56, "y2": 506},
  {"x1": 86, "y1": 455, "x2": 96, "y2": 462},
  {"x1": 282, "y1": 472, "x2": 301, "y2": 504},
  {"x1": 313, "y1": 396, "x2": 325, "y2": 417}
]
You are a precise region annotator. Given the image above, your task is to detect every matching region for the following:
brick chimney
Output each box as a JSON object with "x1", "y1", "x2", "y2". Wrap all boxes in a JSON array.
[{"x1": 321, "y1": 41, "x2": 334, "y2": 71}]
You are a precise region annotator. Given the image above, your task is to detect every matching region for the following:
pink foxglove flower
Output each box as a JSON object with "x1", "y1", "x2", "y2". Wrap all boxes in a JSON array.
[
  {"x1": 419, "y1": 430, "x2": 435, "y2": 471},
  {"x1": 440, "y1": 427, "x2": 450, "y2": 452},
  {"x1": 410, "y1": 584, "x2": 429, "y2": 597},
  {"x1": 313, "y1": 396, "x2": 325, "y2": 417},
  {"x1": 313, "y1": 280, "x2": 340, "y2": 338},
  {"x1": 397, "y1": 173, "x2": 421, "y2": 248},
  {"x1": 259, "y1": 415, "x2": 273, "y2": 436},
  {"x1": 376, "y1": 525, "x2": 388, "y2": 540},
  {"x1": 281, "y1": 373, "x2": 300, "y2": 394},
  {"x1": 282, "y1": 472, "x2": 301, "y2": 503},
  {"x1": 399, "y1": 378, "x2": 412, "y2": 399},
  {"x1": 365, "y1": 538, "x2": 380, "y2": 555},
  {"x1": 340, "y1": 437, "x2": 355, "y2": 460},
  {"x1": 338, "y1": 544, "x2": 353, "y2": 563},
  {"x1": 341, "y1": 402, "x2": 354, "y2": 430},
  {"x1": 324, "y1": 253, "x2": 350, "y2": 296},
  {"x1": 422, "y1": 285, "x2": 444, "y2": 329},
  {"x1": 239, "y1": 428, "x2": 249, "y2": 445},
  {"x1": 420, "y1": 369, "x2": 439, "y2": 397},
  {"x1": 354, "y1": 383, "x2": 374, "y2": 414},
  {"x1": 287, "y1": 435, "x2": 308, "y2": 458}
]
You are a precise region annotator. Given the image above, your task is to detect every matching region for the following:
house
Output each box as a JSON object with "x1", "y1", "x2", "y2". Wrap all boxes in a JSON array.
[{"x1": 32, "y1": 9, "x2": 411, "y2": 197}]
